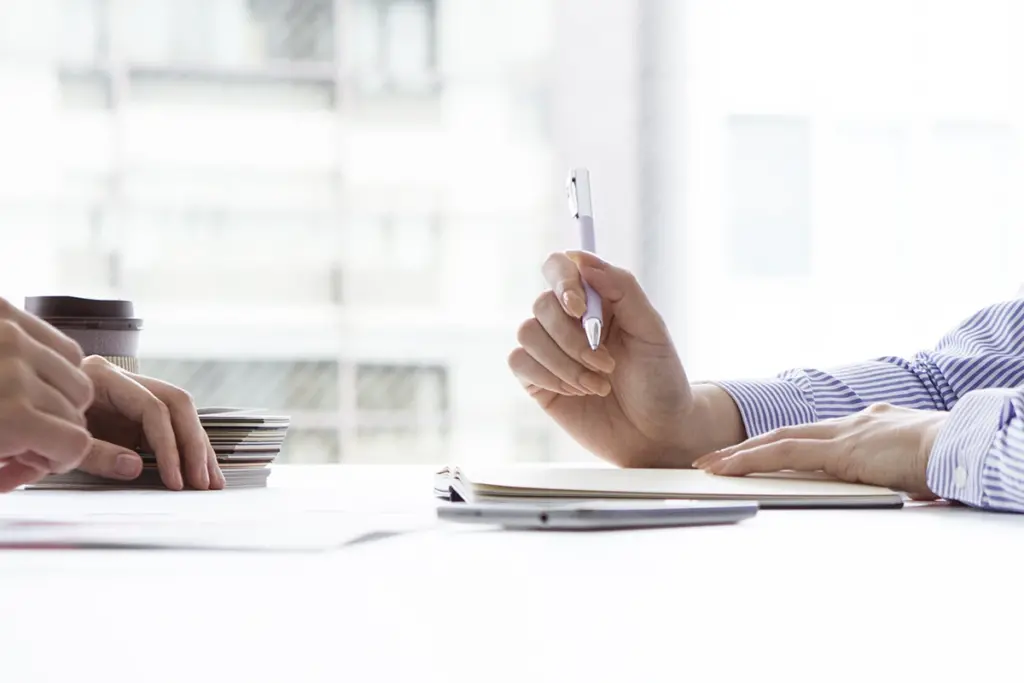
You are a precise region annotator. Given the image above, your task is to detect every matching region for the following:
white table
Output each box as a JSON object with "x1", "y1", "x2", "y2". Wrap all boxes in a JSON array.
[{"x1": 0, "y1": 464, "x2": 1021, "y2": 683}]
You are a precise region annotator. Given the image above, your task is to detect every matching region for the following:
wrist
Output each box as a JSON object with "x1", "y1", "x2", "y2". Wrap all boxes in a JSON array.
[
  {"x1": 674, "y1": 383, "x2": 747, "y2": 464},
  {"x1": 915, "y1": 410, "x2": 948, "y2": 497}
]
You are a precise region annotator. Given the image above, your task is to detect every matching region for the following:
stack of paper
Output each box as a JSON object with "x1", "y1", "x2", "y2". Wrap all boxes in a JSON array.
[
  {"x1": 30, "y1": 407, "x2": 291, "y2": 490},
  {"x1": 191, "y1": 406, "x2": 290, "y2": 487}
]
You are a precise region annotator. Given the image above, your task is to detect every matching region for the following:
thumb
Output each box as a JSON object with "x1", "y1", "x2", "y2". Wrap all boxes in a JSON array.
[
  {"x1": 567, "y1": 250, "x2": 670, "y2": 343},
  {"x1": 77, "y1": 439, "x2": 144, "y2": 481}
]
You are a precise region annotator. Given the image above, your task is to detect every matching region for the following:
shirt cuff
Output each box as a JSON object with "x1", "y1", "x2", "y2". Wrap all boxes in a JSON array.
[
  {"x1": 711, "y1": 379, "x2": 818, "y2": 439},
  {"x1": 927, "y1": 390, "x2": 1010, "y2": 507}
]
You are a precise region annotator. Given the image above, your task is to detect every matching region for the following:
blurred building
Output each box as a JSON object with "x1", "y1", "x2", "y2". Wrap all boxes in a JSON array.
[
  {"x1": 0, "y1": 0, "x2": 654, "y2": 465},
  {"x1": 6, "y1": 0, "x2": 1013, "y2": 467}
]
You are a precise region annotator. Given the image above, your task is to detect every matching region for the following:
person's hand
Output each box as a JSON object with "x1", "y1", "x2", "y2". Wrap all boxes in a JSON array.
[
  {"x1": 692, "y1": 403, "x2": 948, "y2": 498},
  {"x1": 0, "y1": 299, "x2": 95, "y2": 490},
  {"x1": 508, "y1": 251, "x2": 702, "y2": 467},
  {"x1": 76, "y1": 356, "x2": 225, "y2": 491}
]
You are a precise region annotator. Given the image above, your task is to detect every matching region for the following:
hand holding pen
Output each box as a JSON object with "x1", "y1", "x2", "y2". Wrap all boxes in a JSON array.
[{"x1": 506, "y1": 167, "x2": 704, "y2": 467}]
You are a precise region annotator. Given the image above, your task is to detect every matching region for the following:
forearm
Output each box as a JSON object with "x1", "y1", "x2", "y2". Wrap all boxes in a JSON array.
[
  {"x1": 703, "y1": 356, "x2": 942, "y2": 445},
  {"x1": 683, "y1": 297, "x2": 1024, "y2": 462},
  {"x1": 676, "y1": 367, "x2": 922, "y2": 462}
]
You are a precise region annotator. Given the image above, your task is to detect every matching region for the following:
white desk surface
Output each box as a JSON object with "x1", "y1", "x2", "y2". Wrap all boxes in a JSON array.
[{"x1": 0, "y1": 464, "x2": 1022, "y2": 683}]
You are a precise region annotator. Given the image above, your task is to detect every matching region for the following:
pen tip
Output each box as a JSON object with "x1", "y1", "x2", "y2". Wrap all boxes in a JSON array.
[{"x1": 584, "y1": 318, "x2": 602, "y2": 350}]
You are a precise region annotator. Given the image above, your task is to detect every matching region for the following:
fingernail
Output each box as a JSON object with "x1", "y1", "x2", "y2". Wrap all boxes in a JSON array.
[
  {"x1": 563, "y1": 291, "x2": 586, "y2": 318},
  {"x1": 114, "y1": 454, "x2": 142, "y2": 479},
  {"x1": 581, "y1": 348, "x2": 615, "y2": 374},
  {"x1": 579, "y1": 372, "x2": 611, "y2": 396}
]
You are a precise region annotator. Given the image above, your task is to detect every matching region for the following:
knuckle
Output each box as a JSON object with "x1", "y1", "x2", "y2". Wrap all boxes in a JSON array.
[
  {"x1": 0, "y1": 397, "x2": 33, "y2": 423},
  {"x1": 55, "y1": 428, "x2": 93, "y2": 473},
  {"x1": 80, "y1": 356, "x2": 113, "y2": 396},
  {"x1": 13, "y1": 359, "x2": 33, "y2": 392},
  {"x1": 506, "y1": 347, "x2": 527, "y2": 372},
  {"x1": 69, "y1": 426, "x2": 92, "y2": 457},
  {"x1": 865, "y1": 402, "x2": 892, "y2": 416},
  {"x1": 0, "y1": 358, "x2": 32, "y2": 394},
  {"x1": 82, "y1": 354, "x2": 111, "y2": 372},
  {"x1": 149, "y1": 396, "x2": 172, "y2": 422},
  {"x1": 167, "y1": 386, "x2": 194, "y2": 409},
  {"x1": 541, "y1": 252, "x2": 581, "y2": 291},
  {"x1": 772, "y1": 439, "x2": 797, "y2": 457},
  {"x1": 62, "y1": 338, "x2": 84, "y2": 365},
  {"x1": 618, "y1": 267, "x2": 640, "y2": 290},
  {"x1": 78, "y1": 373, "x2": 95, "y2": 406},
  {"x1": 0, "y1": 298, "x2": 15, "y2": 320},
  {"x1": 516, "y1": 318, "x2": 540, "y2": 346},
  {"x1": 541, "y1": 251, "x2": 563, "y2": 273},
  {"x1": 531, "y1": 291, "x2": 557, "y2": 319},
  {"x1": 0, "y1": 399, "x2": 35, "y2": 448},
  {"x1": 0, "y1": 319, "x2": 24, "y2": 351},
  {"x1": 772, "y1": 426, "x2": 795, "y2": 440},
  {"x1": 542, "y1": 250, "x2": 573, "y2": 272}
]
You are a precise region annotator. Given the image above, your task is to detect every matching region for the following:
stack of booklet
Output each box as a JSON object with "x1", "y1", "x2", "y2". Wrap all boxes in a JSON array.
[{"x1": 31, "y1": 408, "x2": 291, "y2": 490}]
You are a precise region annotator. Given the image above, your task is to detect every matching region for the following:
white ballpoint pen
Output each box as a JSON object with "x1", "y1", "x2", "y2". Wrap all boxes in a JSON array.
[{"x1": 566, "y1": 168, "x2": 603, "y2": 350}]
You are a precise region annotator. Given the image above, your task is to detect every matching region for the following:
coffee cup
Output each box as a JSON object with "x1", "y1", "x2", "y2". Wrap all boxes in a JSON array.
[{"x1": 24, "y1": 296, "x2": 143, "y2": 373}]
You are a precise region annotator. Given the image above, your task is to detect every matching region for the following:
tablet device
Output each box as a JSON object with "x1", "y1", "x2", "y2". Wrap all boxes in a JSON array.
[{"x1": 436, "y1": 499, "x2": 758, "y2": 530}]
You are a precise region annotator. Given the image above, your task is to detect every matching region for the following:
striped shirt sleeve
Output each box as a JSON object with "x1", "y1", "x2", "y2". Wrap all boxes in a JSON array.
[
  {"x1": 712, "y1": 297, "x2": 1024, "y2": 512},
  {"x1": 927, "y1": 389, "x2": 1024, "y2": 513}
]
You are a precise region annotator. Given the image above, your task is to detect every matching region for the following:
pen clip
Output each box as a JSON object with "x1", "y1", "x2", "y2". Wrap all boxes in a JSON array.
[
  {"x1": 566, "y1": 171, "x2": 580, "y2": 219},
  {"x1": 566, "y1": 167, "x2": 591, "y2": 219}
]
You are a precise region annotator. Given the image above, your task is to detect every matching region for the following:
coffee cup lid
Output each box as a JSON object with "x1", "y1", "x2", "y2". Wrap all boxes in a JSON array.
[{"x1": 25, "y1": 296, "x2": 140, "y2": 324}]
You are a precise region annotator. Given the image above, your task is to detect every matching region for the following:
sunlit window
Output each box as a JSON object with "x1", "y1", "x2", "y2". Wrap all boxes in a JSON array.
[{"x1": 4, "y1": 0, "x2": 1022, "y2": 465}]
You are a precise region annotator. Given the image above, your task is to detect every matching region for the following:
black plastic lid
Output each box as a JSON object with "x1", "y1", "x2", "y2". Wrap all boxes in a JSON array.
[{"x1": 25, "y1": 296, "x2": 140, "y2": 325}]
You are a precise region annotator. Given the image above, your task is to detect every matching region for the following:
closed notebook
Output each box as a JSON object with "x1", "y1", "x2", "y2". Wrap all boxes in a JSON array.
[{"x1": 434, "y1": 465, "x2": 904, "y2": 509}]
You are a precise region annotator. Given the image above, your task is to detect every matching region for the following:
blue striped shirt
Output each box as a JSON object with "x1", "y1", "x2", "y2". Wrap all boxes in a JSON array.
[{"x1": 714, "y1": 297, "x2": 1024, "y2": 512}]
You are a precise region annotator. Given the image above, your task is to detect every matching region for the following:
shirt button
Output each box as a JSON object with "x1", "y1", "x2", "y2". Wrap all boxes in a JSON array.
[{"x1": 954, "y1": 466, "x2": 968, "y2": 489}]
